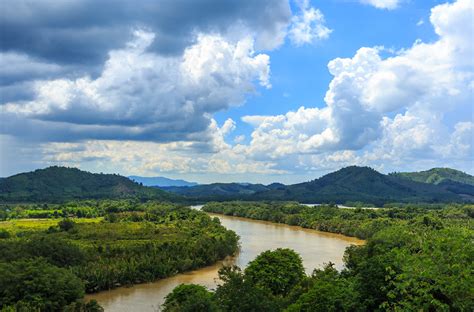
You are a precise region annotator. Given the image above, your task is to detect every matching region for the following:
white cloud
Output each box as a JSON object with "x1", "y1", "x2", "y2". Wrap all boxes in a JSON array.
[
  {"x1": 360, "y1": 0, "x2": 401, "y2": 10},
  {"x1": 2, "y1": 30, "x2": 270, "y2": 145},
  {"x1": 288, "y1": 0, "x2": 332, "y2": 46},
  {"x1": 240, "y1": 0, "x2": 473, "y2": 173}
]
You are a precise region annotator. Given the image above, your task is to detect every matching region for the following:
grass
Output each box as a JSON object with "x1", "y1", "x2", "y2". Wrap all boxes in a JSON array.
[{"x1": 0, "y1": 218, "x2": 103, "y2": 234}]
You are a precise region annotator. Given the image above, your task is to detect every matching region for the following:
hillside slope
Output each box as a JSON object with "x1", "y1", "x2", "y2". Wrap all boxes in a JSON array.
[
  {"x1": 391, "y1": 168, "x2": 474, "y2": 185},
  {"x1": 160, "y1": 183, "x2": 273, "y2": 200},
  {"x1": 0, "y1": 166, "x2": 179, "y2": 203},
  {"x1": 163, "y1": 166, "x2": 468, "y2": 205}
]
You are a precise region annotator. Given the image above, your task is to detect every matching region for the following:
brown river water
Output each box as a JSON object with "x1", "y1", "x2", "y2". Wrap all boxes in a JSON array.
[{"x1": 86, "y1": 206, "x2": 364, "y2": 311}]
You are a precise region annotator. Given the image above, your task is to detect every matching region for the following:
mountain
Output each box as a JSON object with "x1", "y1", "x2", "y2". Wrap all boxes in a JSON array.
[
  {"x1": 162, "y1": 166, "x2": 470, "y2": 205},
  {"x1": 391, "y1": 168, "x2": 474, "y2": 185},
  {"x1": 0, "y1": 166, "x2": 180, "y2": 203},
  {"x1": 128, "y1": 175, "x2": 198, "y2": 187},
  {"x1": 253, "y1": 166, "x2": 464, "y2": 205}
]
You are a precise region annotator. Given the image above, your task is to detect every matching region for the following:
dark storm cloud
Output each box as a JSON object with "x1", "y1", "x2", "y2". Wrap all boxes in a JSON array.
[
  {"x1": 0, "y1": 111, "x2": 212, "y2": 143},
  {"x1": 0, "y1": 0, "x2": 291, "y2": 66}
]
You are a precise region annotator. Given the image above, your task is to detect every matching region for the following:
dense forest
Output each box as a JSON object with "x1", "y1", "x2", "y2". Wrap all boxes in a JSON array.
[
  {"x1": 165, "y1": 202, "x2": 473, "y2": 311},
  {"x1": 0, "y1": 201, "x2": 238, "y2": 311},
  {"x1": 0, "y1": 167, "x2": 181, "y2": 203}
]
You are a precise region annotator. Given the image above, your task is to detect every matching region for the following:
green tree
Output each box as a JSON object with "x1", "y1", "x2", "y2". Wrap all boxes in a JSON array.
[
  {"x1": 286, "y1": 264, "x2": 355, "y2": 312},
  {"x1": 214, "y1": 266, "x2": 277, "y2": 312},
  {"x1": 0, "y1": 259, "x2": 85, "y2": 311},
  {"x1": 163, "y1": 284, "x2": 218, "y2": 312},
  {"x1": 244, "y1": 248, "x2": 305, "y2": 297},
  {"x1": 58, "y1": 218, "x2": 76, "y2": 231}
]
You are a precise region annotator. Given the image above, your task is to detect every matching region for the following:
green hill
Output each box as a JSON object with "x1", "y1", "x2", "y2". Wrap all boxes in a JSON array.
[
  {"x1": 391, "y1": 168, "x2": 474, "y2": 185},
  {"x1": 161, "y1": 166, "x2": 469, "y2": 205},
  {"x1": 0, "y1": 166, "x2": 179, "y2": 203},
  {"x1": 160, "y1": 183, "x2": 275, "y2": 201},
  {"x1": 252, "y1": 166, "x2": 464, "y2": 205}
]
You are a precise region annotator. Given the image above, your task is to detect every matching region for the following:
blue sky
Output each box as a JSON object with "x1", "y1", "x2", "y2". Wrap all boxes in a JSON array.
[{"x1": 0, "y1": 0, "x2": 473, "y2": 184}]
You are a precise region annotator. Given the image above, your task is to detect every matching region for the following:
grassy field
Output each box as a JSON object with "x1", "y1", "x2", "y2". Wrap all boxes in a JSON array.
[{"x1": 0, "y1": 218, "x2": 103, "y2": 234}]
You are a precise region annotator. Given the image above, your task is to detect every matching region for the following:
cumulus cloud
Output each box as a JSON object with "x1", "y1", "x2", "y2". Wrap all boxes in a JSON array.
[
  {"x1": 2, "y1": 30, "x2": 270, "y2": 144},
  {"x1": 288, "y1": 0, "x2": 332, "y2": 46},
  {"x1": 360, "y1": 0, "x2": 401, "y2": 10},
  {"x1": 241, "y1": 0, "x2": 473, "y2": 172}
]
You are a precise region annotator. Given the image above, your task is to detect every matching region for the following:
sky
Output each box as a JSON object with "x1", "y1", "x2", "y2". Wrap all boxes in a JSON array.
[{"x1": 0, "y1": 0, "x2": 473, "y2": 184}]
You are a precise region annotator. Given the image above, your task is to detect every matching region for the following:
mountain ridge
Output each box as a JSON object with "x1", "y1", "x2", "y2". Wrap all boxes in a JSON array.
[
  {"x1": 161, "y1": 166, "x2": 473, "y2": 205},
  {"x1": 0, "y1": 166, "x2": 180, "y2": 203},
  {"x1": 128, "y1": 175, "x2": 198, "y2": 187},
  {"x1": 1, "y1": 166, "x2": 472, "y2": 204}
]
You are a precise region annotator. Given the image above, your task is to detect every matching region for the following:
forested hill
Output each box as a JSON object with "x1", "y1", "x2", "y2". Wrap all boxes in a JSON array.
[
  {"x1": 160, "y1": 183, "x2": 276, "y2": 200},
  {"x1": 253, "y1": 166, "x2": 466, "y2": 205},
  {"x1": 391, "y1": 168, "x2": 474, "y2": 185},
  {"x1": 161, "y1": 166, "x2": 471, "y2": 205},
  {"x1": 0, "y1": 166, "x2": 179, "y2": 203}
]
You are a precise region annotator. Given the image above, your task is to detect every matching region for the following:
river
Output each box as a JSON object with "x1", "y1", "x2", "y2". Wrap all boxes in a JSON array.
[{"x1": 86, "y1": 206, "x2": 364, "y2": 311}]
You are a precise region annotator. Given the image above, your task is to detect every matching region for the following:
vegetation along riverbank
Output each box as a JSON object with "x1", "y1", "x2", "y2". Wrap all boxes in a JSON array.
[
  {"x1": 159, "y1": 201, "x2": 474, "y2": 311},
  {"x1": 0, "y1": 200, "x2": 238, "y2": 311}
]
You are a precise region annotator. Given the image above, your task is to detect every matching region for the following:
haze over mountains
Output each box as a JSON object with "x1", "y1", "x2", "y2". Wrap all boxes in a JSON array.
[
  {"x1": 128, "y1": 176, "x2": 198, "y2": 187},
  {"x1": 1, "y1": 166, "x2": 472, "y2": 205}
]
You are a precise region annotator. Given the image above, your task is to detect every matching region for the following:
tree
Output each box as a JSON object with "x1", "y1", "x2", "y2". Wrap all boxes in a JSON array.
[
  {"x1": 214, "y1": 266, "x2": 277, "y2": 312},
  {"x1": 0, "y1": 259, "x2": 85, "y2": 311},
  {"x1": 286, "y1": 264, "x2": 356, "y2": 312},
  {"x1": 244, "y1": 248, "x2": 305, "y2": 297},
  {"x1": 162, "y1": 284, "x2": 217, "y2": 312},
  {"x1": 58, "y1": 218, "x2": 76, "y2": 231}
]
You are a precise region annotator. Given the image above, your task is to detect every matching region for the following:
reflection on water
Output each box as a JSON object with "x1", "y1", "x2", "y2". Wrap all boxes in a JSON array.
[{"x1": 86, "y1": 206, "x2": 363, "y2": 311}]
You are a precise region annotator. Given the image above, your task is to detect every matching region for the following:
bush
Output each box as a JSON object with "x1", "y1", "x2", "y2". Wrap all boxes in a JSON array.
[
  {"x1": 58, "y1": 218, "x2": 76, "y2": 231},
  {"x1": 0, "y1": 229, "x2": 10, "y2": 239}
]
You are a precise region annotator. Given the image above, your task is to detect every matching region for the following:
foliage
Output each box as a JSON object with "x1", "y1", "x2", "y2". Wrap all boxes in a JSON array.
[
  {"x1": 163, "y1": 284, "x2": 218, "y2": 312},
  {"x1": 286, "y1": 264, "x2": 356, "y2": 312},
  {"x1": 391, "y1": 167, "x2": 474, "y2": 185},
  {"x1": 244, "y1": 248, "x2": 305, "y2": 297},
  {"x1": 167, "y1": 221, "x2": 473, "y2": 311},
  {"x1": 214, "y1": 265, "x2": 279, "y2": 312},
  {"x1": 0, "y1": 259, "x2": 84, "y2": 311},
  {"x1": 178, "y1": 201, "x2": 474, "y2": 311},
  {"x1": 203, "y1": 201, "x2": 473, "y2": 239},
  {"x1": 0, "y1": 201, "x2": 238, "y2": 310},
  {"x1": 58, "y1": 218, "x2": 76, "y2": 231}
]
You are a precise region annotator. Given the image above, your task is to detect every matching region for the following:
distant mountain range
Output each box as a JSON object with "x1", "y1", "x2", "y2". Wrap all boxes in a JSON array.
[
  {"x1": 0, "y1": 166, "x2": 179, "y2": 203},
  {"x1": 159, "y1": 166, "x2": 474, "y2": 205},
  {"x1": 161, "y1": 182, "x2": 285, "y2": 198},
  {"x1": 128, "y1": 175, "x2": 198, "y2": 187},
  {"x1": 1, "y1": 166, "x2": 472, "y2": 205}
]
